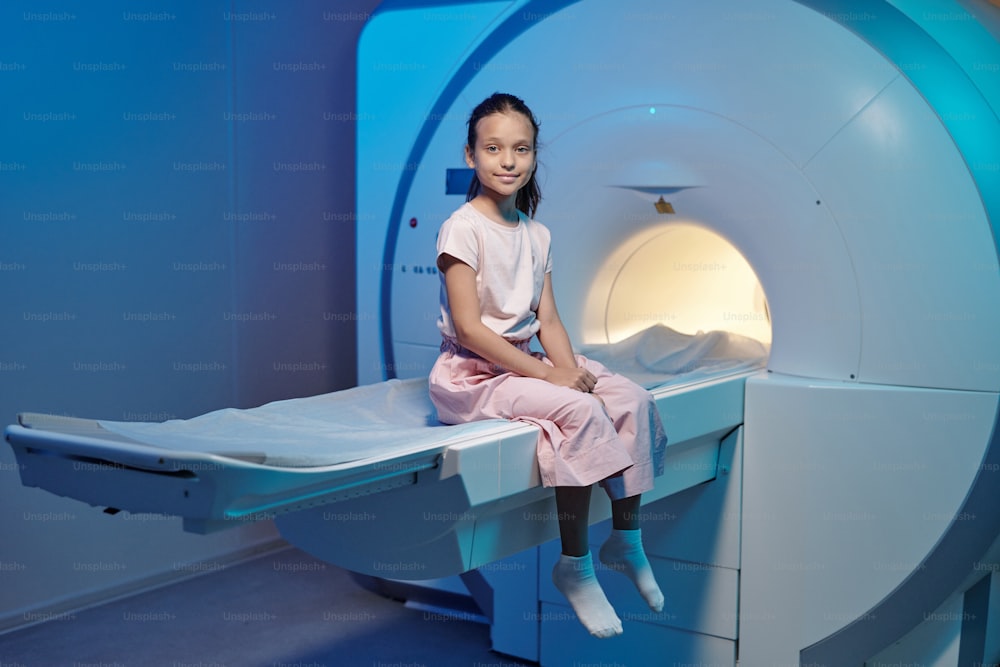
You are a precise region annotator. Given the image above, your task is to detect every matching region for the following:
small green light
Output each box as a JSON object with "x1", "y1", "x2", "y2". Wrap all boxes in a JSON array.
[{"x1": 649, "y1": 107, "x2": 656, "y2": 114}]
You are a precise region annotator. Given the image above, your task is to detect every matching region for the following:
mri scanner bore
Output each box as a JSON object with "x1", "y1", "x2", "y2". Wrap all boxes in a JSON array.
[{"x1": 584, "y1": 222, "x2": 771, "y2": 346}]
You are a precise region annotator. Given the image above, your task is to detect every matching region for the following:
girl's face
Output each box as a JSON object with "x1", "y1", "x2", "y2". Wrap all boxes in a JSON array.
[{"x1": 465, "y1": 111, "x2": 536, "y2": 205}]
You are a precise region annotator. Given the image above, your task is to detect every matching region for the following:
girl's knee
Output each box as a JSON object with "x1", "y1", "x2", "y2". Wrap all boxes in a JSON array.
[
  {"x1": 596, "y1": 381, "x2": 653, "y2": 410},
  {"x1": 556, "y1": 391, "x2": 612, "y2": 425}
]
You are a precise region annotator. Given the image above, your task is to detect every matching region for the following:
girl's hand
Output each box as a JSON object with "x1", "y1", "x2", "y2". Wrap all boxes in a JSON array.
[{"x1": 543, "y1": 366, "x2": 597, "y2": 393}]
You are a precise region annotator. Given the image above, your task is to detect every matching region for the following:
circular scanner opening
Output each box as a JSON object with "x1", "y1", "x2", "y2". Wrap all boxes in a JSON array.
[{"x1": 584, "y1": 222, "x2": 771, "y2": 346}]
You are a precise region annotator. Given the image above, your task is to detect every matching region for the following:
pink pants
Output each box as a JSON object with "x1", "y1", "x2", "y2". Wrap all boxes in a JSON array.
[{"x1": 428, "y1": 338, "x2": 667, "y2": 500}]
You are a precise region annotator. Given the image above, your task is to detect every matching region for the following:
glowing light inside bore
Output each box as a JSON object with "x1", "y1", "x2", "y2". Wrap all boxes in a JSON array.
[{"x1": 585, "y1": 223, "x2": 772, "y2": 345}]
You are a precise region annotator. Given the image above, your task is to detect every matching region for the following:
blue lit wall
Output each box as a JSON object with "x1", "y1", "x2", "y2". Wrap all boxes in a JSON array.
[{"x1": 0, "y1": 0, "x2": 378, "y2": 628}]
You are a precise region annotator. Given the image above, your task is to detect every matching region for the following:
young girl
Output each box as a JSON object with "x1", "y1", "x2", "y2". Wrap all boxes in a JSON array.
[{"x1": 428, "y1": 92, "x2": 668, "y2": 638}]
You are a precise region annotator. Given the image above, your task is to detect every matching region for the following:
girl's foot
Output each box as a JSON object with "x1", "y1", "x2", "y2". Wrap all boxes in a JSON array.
[
  {"x1": 599, "y1": 528, "x2": 664, "y2": 612},
  {"x1": 552, "y1": 552, "x2": 623, "y2": 638}
]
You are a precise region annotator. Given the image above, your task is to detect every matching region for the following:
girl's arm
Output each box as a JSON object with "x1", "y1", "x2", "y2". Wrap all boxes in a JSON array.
[
  {"x1": 534, "y1": 272, "x2": 577, "y2": 369},
  {"x1": 441, "y1": 254, "x2": 595, "y2": 392},
  {"x1": 536, "y1": 273, "x2": 606, "y2": 403}
]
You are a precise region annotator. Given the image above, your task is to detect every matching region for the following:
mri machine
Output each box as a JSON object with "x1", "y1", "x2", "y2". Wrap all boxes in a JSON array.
[{"x1": 5, "y1": 0, "x2": 1000, "y2": 664}]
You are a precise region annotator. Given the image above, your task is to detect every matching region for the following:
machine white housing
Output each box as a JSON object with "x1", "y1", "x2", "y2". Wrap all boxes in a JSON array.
[{"x1": 355, "y1": 0, "x2": 1000, "y2": 664}]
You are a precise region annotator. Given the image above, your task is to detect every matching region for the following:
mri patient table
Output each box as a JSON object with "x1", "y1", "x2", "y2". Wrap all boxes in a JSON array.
[{"x1": 5, "y1": 330, "x2": 763, "y2": 579}]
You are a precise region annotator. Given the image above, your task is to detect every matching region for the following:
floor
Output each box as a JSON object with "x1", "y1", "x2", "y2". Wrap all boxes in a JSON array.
[{"x1": 0, "y1": 545, "x2": 535, "y2": 667}]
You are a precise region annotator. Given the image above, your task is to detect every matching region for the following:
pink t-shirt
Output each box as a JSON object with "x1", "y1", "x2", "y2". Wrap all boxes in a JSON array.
[{"x1": 436, "y1": 202, "x2": 553, "y2": 342}]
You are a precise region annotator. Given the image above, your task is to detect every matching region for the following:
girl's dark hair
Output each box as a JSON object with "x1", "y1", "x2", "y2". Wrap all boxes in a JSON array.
[{"x1": 465, "y1": 92, "x2": 542, "y2": 218}]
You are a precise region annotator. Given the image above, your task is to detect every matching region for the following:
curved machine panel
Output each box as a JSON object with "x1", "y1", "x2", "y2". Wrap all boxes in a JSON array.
[{"x1": 357, "y1": 0, "x2": 1000, "y2": 664}]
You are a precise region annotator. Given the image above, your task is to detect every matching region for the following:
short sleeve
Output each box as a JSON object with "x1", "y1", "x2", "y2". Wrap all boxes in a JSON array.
[
  {"x1": 436, "y1": 213, "x2": 480, "y2": 272},
  {"x1": 530, "y1": 219, "x2": 553, "y2": 274}
]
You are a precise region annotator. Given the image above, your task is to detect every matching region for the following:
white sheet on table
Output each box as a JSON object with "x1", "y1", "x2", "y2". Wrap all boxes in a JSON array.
[
  {"x1": 99, "y1": 326, "x2": 768, "y2": 468},
  {"x1": 99, "y1": 379, "x2": 495, "y2": 468}
]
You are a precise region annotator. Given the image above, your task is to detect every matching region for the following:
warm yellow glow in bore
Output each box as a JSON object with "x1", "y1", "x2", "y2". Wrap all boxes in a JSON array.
[{"x1": 583, "y1": 222, "x2": 771, "y2": 345}]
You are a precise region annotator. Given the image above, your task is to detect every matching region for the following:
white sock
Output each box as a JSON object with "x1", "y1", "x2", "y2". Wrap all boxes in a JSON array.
[
  {"x1": 551, "y1": 552, "x2": 623, "y2": 638},
  {"x1": 599, "y1": 529, "x2": 664, "y2": 612}
]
